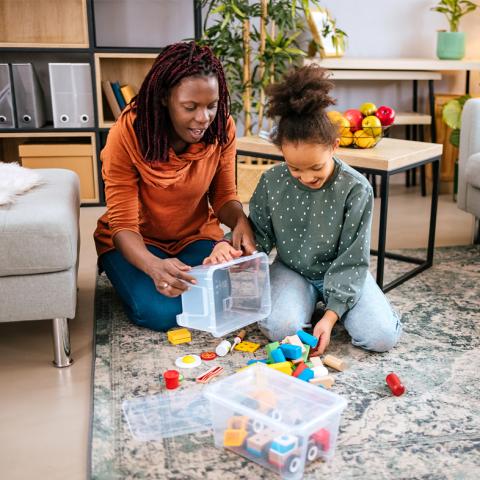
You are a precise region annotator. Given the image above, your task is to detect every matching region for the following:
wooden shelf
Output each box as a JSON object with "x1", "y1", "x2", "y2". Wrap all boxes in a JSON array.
[
  {"x1": 0, "y1": 0, "x2": 89, "y2": 48},
  {"x1": 95, "y1": 53, "x2": 157, "y2": 127}
]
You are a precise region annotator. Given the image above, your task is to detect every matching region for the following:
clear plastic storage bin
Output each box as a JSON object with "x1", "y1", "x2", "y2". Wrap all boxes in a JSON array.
[
  {"x1": 177, "y1": 252, "x2": 271, "y2": 337},
  {"x1": 204, "y1": 363, "x2": 347, "y2": 479}
]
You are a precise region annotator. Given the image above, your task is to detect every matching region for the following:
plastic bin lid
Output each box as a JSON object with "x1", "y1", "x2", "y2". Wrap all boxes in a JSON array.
[{"x1": 122, "y1": 386, "x2": 212, "y2": 440}]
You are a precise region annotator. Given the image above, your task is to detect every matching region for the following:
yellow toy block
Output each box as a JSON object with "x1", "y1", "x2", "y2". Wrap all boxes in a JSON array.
[
  {"x1": 223, "y1": 428, "x2": 248, "y2": 447},
  {"x1": 167, "y1": 328, "x2": 192, "y2": 345},
  {"x1": 267, "y1": 361, "x2": 293, "y2": 375},
  {"x1": 227, "y1": 416, "x2": 250, "y2": 430},
  {"x1": 234, "y1": 341, "x2": 261, "y2": 352}
]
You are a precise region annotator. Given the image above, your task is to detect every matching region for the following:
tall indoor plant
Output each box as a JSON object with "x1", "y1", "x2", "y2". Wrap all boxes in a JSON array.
[
  {"x1": 431, "y1": 0, "x2": 478, "y2": 60},
  {"x1": 197, "y1": 0, "x2": 322, "y2": 135}
]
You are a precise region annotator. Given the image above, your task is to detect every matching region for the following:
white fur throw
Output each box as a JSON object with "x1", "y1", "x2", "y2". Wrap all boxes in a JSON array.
[{"x1": 0, "y1": 162, "x2": 43, "y2": 206}]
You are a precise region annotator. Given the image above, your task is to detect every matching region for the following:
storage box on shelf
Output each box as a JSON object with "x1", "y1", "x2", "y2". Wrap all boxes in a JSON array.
[
  {"x1": 204, "y1": 363, "x2": 348, "y2": 479},
  {"x1": 177, "y1": 252, "x2": 271, "y2": 337}
]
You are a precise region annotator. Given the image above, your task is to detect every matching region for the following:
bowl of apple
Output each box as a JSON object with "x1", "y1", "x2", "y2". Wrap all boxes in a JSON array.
[{"x1": 328, "y1": 103, "x2": 395, "y2": 149}]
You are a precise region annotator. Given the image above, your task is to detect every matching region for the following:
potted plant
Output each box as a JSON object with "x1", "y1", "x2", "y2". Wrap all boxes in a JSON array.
[{"x1": 431, "y1": 0, "x2": 478, "y2": 60}]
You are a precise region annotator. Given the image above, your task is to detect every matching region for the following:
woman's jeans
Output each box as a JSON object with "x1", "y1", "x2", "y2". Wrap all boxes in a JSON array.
[
  {"x1": 259, "y1": 259, "x2": 402, "y2": 352},
  {"x1": 99, "y1": 240, "x2": 215, "y2": 332}
]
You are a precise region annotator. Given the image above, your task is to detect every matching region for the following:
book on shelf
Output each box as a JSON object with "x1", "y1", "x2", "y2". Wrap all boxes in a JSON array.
[
  {"x1": 120, "y1": 84, "x2": 136, "y2": 104},
  {"x1": 102, "y1": 80, "x2": 121, "y2": 119},
  {"x1": 111, "y1": 81, "x2": 126, "y2": 110}
]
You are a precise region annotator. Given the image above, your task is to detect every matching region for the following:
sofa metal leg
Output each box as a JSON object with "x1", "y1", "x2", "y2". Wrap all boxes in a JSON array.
[{"x1": 52, "y1": 317, "x2": 74, "y2": 368}]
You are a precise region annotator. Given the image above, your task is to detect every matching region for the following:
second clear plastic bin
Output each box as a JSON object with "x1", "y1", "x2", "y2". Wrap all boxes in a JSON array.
[
  {"x1": 177, "y1": 252, "x2": 271, "y2": 337},
  {"x1": 204, "y1": 363, "x2": 348, "y2": 479}
]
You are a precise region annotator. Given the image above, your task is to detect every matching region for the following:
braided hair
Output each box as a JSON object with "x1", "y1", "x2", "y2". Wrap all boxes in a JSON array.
[
  {"x1": 133, "y1": 41, "x2": 230, "y2": 164},
  {"x1": 266, "y1": 65, "x2": 338, "y2": 147}
]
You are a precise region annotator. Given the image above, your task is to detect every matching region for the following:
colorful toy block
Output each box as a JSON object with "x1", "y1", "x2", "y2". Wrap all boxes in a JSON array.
[
  {"x1": 227, "y1": 416, "x2": 250, "y2": 430},
  {"x1": 323, "y1": 354, "x2": 347, "y2": 371},
  {"x1": 311, "y1": 428, "x2": 330, "y2": 452},
  {"x1": 309, "y1": 356, "x2": 324, "y2": 368},
  {"x1": 246, "y1": 359, "x2": 268, "y2": 365},
  {"x1": 292, "y1": 361, "x2": 307, "y2": 378},
  {"x1": 279, "y1": 343, "x2": 302, "y2": 360},
  {"x1": 270, "y1": 348, "x2": 286, "y2": 363},
  {"x1": 167, "y1": 327, "x2": 191, "y2": 345},
  {"x1": 282, "y1": 335, "x2": 306, "y2": 353},
  {"x1": 234, "y1": 341, "x2": 261, "y2": 353},
  {"x1": 270, "y1": 434, "x2": 298, "y2": 454},
  {"x1": 312, "y1": 365, "x2": 329, "y2": 378},
  {"x1": 224, "y1": 428, "x2": 248, "y2": 447},
  {"x1": 267, "y1": 361, "x2": 293, "y2": 376},
  {"x1": 246, "y1": 432, "x2": 272, "y2": 457},
  {"x1": 251, "y1": 389, "x2": 277, "y2": 412},
  {"x1": 296, "y1": 330, "x2": 318, "y2": 349},
  {"x1": 265, "y1": 342, "x2": 280, "y2": 363},
  {"x1": 301, "y1": 345, "x2": 311, "y2": 363},
  {"x1": 297, "y1": 368, "x2": 314, "y2": 382}
]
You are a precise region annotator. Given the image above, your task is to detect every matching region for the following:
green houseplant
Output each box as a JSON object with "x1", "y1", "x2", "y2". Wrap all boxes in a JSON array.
[
  {"x1": 431, "y1": 0, "x2": 478, "y2": 59},
  {"x1": 197, "y1": 0, "x2": 322, "y2": 135}
]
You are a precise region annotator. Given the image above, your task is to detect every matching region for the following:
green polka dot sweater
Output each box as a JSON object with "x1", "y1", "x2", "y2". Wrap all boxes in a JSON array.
[{"x1": 248, "y1": 157, "x2": 373, "y2": 318}]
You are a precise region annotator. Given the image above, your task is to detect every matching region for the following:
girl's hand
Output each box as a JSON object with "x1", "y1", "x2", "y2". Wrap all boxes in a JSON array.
[
  {"x1": 203, "y1": 241, "x2": 242, "y2": 265},
  {"x1": 310, "y1": 310, "x2": 339, "y2": 356},
  {"x1": 231, "y1": 217, "x2": 257, "y2": 255},
  {"x1": 146, "y1": 257, "x2": 196, "y2": 297}
]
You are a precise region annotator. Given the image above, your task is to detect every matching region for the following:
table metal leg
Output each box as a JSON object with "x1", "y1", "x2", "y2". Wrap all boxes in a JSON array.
[
  {"x1": 376, "y1": 173, "x2": 389, "y2": 288},
  {"x1": 427, "y1": 158, "x2": 440, "y2": 265}
]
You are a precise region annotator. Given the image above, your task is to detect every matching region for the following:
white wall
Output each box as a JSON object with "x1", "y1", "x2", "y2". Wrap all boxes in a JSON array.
[{"x1": 320, "y1": 0, "x2": 480, "y2": 113}]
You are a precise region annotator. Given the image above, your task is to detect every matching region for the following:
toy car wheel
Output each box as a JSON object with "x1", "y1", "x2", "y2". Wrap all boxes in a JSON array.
[
  {"x1": 252, "y1": 419, "x2": 265, "y2": 433},
  {"x1": 286, "y1": 455, "x2": 301, "y2": 474},
  {"x1": 268, "y1": 408, "x2": 282, "y2": 422},
  {"x1": 307, "y1": 442, "x2": 319, "y2": 462}
]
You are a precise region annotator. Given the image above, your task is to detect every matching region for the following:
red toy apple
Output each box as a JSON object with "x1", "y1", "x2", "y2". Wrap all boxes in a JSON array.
[
  {"x1": 343, "y1": 109, "x2": 364, "y2": 132},
  {"x1": 375, "y1": 105, "x2": 396, "y2": 126}
]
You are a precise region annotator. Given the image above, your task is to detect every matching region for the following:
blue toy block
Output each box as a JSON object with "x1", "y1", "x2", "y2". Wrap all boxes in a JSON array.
[
  {"x1": 296, "y1": 330, "x2": 318, "y2": 349},
  {"x1": 247, "y1": 359, "x2": 268, "y2": 365},
  {"x1": 279, "y1": 344, "x2": 302, "y2": 360},
  {"x1": 270, "y1": 348, "x2": 286, "y2": 363},
  {"x1": 297, "y1": 368, "x2": 314, "y2": 382}
]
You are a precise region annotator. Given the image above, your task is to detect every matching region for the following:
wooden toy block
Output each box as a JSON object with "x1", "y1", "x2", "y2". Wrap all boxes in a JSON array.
[
  {"x1": 227, "y1": 416, "x2": 250, "y2": 430},
  {"x1": 279, "y1": 343, "x2": 302, "y2": 360},
  {"x1": 309, "y1": 375, "x2": 335, "y2": 388},
  {"x1": 265, "y1": 342, "x2": 280, "y2": 362},
  {"x1": 292, "y1": 361, "x2": 307, "y2": 378},
  {"x1": 167, "y1": 328, "x2": 191, "y2": 345},
  {"x1": 251, "y1": 389, "x2": 277, "y2": 412},
  {"x1": 270, "y1": 434, "x2": 298, "y2": 454},
  {"x1": 246, "y1": 431, "x2": 272, "y2": 454},
  {"x1": 224, "y1": 428, "x2": 248, "y2": 447},
  {"x1": 297, "y1": 368, "x2": 314, "y2": 382},
  {"x1": 282, "y1": 335, "x2": 306, "y2": 353},
  {"x1": 323, "y1": 354, "x2": 347, "y2": 371},
  {"x1": 267, "y1": 361, "x2": 293, "y2": 375},
  {"x1": 296, "y1": 330, "x2": 318, "y2": 349},
  {"x1": 270, "y1": 348, "x2": 286, "y2": 363},
  {"x1": 234, "y1": 341, "x2": 261, "y2": 353},
  {"x1": 309, "y1": 356, "x2": 324, "y2": 368},
  {"x1": 312, "y1": 365, "x2": 329, "y2": 378}
]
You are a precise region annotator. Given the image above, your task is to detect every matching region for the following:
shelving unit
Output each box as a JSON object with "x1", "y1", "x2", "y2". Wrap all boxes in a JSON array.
[{"x1": 0, "y1": 0, "x2": 202, "y2": 205}]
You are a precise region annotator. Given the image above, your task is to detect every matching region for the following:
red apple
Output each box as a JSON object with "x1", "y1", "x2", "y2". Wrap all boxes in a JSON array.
[
  {"x1": 375, "y1": 105, "x2": 396, "y2": 126},
  {"x1": 343, "y1": 109, "x2": 363, "y2": 132}
]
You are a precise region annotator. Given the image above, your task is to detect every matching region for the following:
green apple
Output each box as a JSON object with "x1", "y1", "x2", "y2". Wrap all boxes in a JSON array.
[
  {"x1": 362, "y1": 115, "x2": 382, "y2": 137},
  {"x1": 359, "y1": 102, "x2": 377, "y2": 117}
]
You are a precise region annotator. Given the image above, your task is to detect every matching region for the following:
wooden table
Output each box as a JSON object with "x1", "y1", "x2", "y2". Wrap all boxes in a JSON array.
[{"x1": 237, "y1": 136, "x2": 443, "y2": 292}]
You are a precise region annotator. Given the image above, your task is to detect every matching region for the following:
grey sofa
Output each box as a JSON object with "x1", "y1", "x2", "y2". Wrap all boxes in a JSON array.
[
  {"x1": 0, "y1": 169, "x2": 80, "y2": 367},
  {"x1": 458, "y1": 98, "x2": 480, "y2": 243}
]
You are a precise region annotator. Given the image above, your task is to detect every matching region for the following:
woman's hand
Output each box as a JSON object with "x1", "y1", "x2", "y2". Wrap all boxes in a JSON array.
[
  {"x1": 145, "y1": 257, "x2": 197, "y2": 297},
  {"x1": 310, "y1": 310, "x2": 339, "y2": 356},
  {"x1": 231, "y1": 216, "x2": 257, "y2": 255},
  {"x1": 203, "y1": 241, "x2": 242, "y2": 265}
]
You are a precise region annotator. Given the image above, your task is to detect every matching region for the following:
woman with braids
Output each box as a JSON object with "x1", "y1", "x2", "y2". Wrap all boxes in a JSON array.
[
  {"x1": 205, "y1": 65, "x2": 402, "y2": 354},
  {"x1": 94, "y1": 41, "x2": 256, "y2": 331}
]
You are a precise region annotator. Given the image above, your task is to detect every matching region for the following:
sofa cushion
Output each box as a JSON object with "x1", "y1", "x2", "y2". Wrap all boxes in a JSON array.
[
  {"x1": 465, "y1": 153, "x2": 480, "y2": 189},
  {"x1": 0, "y1": 168, "x2": 80, "y2": 276}
]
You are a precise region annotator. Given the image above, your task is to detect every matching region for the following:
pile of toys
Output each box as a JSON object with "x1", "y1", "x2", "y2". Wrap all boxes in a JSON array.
[{"x1": 245, "y1": 329, "x2": 347, "y2": 389}]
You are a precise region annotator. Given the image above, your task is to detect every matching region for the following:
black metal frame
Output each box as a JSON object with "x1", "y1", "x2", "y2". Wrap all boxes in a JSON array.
[{"x1": 237, "y1": 148, "x2": 442, "y2": 293}]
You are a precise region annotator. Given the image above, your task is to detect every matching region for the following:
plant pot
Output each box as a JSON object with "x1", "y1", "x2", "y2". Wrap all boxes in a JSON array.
[{"x1": 436, "y1": 31, "x2": 465, "y2": 60}]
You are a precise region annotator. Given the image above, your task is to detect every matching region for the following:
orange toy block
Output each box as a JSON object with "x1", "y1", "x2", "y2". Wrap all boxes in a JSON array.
[
  {"x1": 227, "y1": 416, "x2": 250, "y2": 430},
  {"x1": 234, "y1": 341, "x2": 261, "y2": 353},
  {"x1": 223, "y1": 428, "x2": 248, "y2": 447},
  {"x1": 323, "y1": 354, "x2": 347, "y2": 371}
]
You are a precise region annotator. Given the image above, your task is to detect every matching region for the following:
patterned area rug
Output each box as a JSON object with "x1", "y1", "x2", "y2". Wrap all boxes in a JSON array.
[{"x1": 90, "y1": 246, "x2": 480, "y2": 479}]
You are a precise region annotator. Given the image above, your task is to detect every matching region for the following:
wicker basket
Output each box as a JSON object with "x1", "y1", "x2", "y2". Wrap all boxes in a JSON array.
[{"x1": 237, "y1": 155, "x2": 280, "y2": 203}]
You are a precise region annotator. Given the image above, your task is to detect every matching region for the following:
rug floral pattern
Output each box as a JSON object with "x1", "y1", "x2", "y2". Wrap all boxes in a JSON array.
[{"x1": 90, "y1": 246, "x2": 480, "y2": 479}]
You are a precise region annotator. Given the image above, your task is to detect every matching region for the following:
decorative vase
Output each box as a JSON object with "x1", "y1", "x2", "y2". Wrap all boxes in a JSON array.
[{"x1": 436, "y1": 31, "x2": 465, "y2": 60}]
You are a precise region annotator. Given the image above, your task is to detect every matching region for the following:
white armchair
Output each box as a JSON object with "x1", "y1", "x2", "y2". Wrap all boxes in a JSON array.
[{"x1": 458, "y1": 98, "x2": 480, "y2": 243}]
